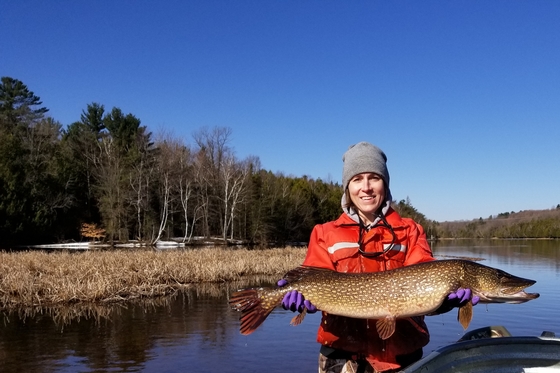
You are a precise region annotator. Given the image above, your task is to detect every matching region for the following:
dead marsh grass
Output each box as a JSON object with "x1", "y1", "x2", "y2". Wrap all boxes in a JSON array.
[{"x1": 0, "y1": 246, "x2": 307, "y2": 311}]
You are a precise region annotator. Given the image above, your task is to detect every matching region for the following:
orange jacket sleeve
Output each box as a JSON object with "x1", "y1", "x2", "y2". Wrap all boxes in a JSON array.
[
  {"x1": 403, "y1": 218, "x2": 434, "y2": 266},
  {"x1": 302, "y1": 224, "x2": 336, "y2": 270}
]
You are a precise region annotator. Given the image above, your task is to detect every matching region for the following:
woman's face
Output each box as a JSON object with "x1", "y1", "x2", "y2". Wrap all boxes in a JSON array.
[{"x1": 347, "y1": 172, "x2": 385, "y2": 225}]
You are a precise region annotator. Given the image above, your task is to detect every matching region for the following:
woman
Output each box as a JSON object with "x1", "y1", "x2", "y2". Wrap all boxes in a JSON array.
[{"x1": 280, "y1": 142, "x2": 477, "y2": 373}]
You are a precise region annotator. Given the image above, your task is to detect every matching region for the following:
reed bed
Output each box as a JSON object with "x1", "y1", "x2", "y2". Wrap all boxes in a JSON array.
[{"x1": 0, "y1": 247, "x2": 307, "y2": 310}]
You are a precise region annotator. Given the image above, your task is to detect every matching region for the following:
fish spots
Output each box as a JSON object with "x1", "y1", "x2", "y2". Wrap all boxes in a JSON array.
[{"x1": 231, "y1": 260, "x2": 539, "y2": 335}]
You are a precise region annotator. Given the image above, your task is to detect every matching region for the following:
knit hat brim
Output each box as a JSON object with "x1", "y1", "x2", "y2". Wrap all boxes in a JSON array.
[{"x1": 342, "y1": 142, "x2": 390, "y2": 190}]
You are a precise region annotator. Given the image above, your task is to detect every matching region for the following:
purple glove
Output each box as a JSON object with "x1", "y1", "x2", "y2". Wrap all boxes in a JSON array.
[
  {"x1": 277, "y1": 279, "x2": 317, "y2": 313},
  {"x1": 447, "y1": 288, "x2": 480, "y2": 306},
  {"x1": 431, "y1": 287, "x2": 479, "y2": 315}
]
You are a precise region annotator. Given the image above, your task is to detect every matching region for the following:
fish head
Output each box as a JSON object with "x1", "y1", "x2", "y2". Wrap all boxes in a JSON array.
[{"x1": 473, "y1": 266, "x2": 540, "y2": 304}]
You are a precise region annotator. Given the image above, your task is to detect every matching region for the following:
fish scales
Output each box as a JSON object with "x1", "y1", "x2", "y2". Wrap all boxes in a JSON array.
[
  {"x1": 229, "y1": 259, "x2": 539, "y2": 339},
  {"x1": 281, "y1": 264, "x2": 457, "y2": 318}
]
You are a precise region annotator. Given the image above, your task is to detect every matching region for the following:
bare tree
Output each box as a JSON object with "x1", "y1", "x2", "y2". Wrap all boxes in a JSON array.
[
  {"x1": 151, "y1": 139, "x2": 182, "y2": 243},
  {"x1": 219, "y1": 154, "x2": 251, "y2": 241},
  {"x1": 192, "y1": 126, "x2": 233, "y2": 239},
  {"x1": 129, "y1": 137, "x2": 155, "y2": 241},
  {"x1": 176, "y1": 144, "x2": 203, "y2": 243}
]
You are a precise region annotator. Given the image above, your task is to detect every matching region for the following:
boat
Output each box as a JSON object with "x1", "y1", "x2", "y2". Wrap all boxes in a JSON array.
[{"x1": 402, "y1": 326, "x2": 560, "y2": 372}]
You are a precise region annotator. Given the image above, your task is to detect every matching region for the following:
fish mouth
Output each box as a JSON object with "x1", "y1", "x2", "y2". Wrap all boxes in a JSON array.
[{"x1": 477, "y1": 290, "x2": 540, "y2": 304}]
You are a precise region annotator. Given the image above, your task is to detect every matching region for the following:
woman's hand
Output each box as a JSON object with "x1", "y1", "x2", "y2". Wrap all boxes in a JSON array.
[
  {"x1": 448, "y1": 288, "x2": 480, "y2": 307},
  {"x1": 277, "y1": 279, "x2": 318, "y2": 313},
  {"x1": 431, "y1": 288, "x2": 480, "y2": 315}
]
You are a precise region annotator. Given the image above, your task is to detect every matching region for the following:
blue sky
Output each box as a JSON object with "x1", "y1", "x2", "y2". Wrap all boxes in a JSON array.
[{"x1": 2, "y1": 1, "x2": 559, "y2": 222}]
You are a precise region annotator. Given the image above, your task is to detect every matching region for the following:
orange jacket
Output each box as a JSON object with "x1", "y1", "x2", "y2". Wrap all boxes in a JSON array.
[{"x1": 302, "y1": 208, "x2": 434, "y2": 372}]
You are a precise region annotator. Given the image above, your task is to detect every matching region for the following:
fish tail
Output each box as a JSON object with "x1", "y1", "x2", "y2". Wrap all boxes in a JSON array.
[{"x1": 229, "y1": 289, "x2": 280, "y2": 335}]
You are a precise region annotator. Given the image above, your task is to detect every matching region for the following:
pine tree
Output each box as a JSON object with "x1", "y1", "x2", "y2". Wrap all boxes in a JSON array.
[{"x1": 0, "y1": 76, "x2": 48, "y2": 130}]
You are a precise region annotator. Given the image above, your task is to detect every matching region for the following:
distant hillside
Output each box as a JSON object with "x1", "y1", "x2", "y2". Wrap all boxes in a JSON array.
[{"x1": 435, "y1": 206, "x2": 560, "y2": 239}]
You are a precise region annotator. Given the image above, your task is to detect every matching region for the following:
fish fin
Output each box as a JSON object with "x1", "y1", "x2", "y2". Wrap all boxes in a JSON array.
[
  {"x1": 229, "y1": 289, "x2": 276, "y2": 335},
  {"x1": 458, "y1": 301, "x2": 473, "y2": 329},
  {"x1": 376, "y1": 316, "x2": 396, "y2": 340},
  {"x1": 290, "y1": 307, "x2": 308, "y2": 326},
  {"x1": 282, "y1": 266, "x2": 331, "y2": 284}
]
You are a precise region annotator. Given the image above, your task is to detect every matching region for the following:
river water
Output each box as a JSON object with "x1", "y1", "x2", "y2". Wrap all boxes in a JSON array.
[{"x1": 1, "y1": 240, "x2": 559, "y2": 372}]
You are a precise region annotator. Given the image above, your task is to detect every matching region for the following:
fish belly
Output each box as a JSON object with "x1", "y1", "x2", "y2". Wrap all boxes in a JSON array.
[{"x1": 301, "y1": 281, "x2": 450, "y2": 319}]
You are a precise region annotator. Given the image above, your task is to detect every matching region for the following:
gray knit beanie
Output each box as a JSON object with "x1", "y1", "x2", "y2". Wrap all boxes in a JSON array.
[{"x1": 342, "y1": 142, "x2": 390, "y2": 190}]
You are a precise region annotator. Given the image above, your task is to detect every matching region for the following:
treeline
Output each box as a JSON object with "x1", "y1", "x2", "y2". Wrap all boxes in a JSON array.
[
  {"x1": 2, "y1": 77, "x2": 557, "y2": 247},
  {"x1": 0, "y1": 77, "x2": 344, "y2": 246},
  {"x1": 436, "y1": 208, "x2": 560, "y2": 239}
]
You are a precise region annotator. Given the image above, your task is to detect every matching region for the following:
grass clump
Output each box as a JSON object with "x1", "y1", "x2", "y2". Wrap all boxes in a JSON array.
[{"x1": 0, "y1": 247, "x2": 306, "y2": 310}]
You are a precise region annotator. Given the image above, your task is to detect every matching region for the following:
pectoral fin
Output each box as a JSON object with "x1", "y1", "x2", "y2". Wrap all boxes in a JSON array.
[
  {"x1": 458, "y1": 301, "x2": 473, "y2": 329},
  {"x1": 290, "y1": 307, "x2": 308, "y2": 326},
  {"x1": 376, "y1": 316, "x2": 396, "y2": 340}
]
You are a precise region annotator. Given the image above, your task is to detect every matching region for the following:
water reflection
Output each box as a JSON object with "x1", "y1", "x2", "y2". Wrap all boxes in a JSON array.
[
  {"x1": 0, "y1": 240, "x2": 559, "y2": 372},
  {"x1": 0, "y1": 277, "x2": 277, "y2": 373}
]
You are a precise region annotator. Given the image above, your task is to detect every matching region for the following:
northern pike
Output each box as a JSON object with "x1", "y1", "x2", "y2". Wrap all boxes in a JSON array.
[{"x1": 229, "y1": 259, "x2": 539, "y2": 339}]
